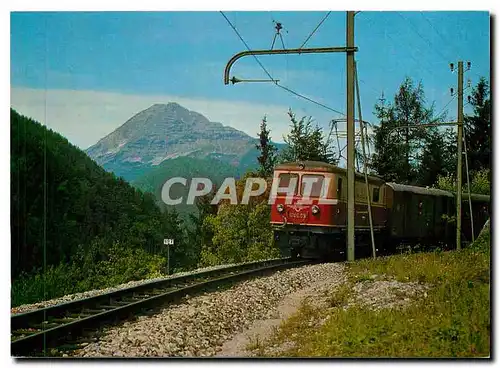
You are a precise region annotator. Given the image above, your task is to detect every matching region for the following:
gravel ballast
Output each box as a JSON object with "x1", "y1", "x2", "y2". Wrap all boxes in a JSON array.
[
  {"x1": 11, "y1": 258, "x2": 283, "y2": 315},
  {"x1": 73, "y1": 262, "x2": 345, "y2": 357}
]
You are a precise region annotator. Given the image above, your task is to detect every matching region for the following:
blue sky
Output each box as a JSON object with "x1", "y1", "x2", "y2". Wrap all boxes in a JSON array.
[{"x1": 10, "y1": 11, "x2": 490, "y2": 149}]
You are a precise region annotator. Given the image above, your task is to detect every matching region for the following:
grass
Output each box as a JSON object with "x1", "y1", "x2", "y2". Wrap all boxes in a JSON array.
[{"x1": 251, "y1": 228, "x2": 491, "y2": 358}]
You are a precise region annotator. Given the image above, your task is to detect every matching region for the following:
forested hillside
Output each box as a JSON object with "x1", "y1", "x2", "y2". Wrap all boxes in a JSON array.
[
  {"x1": 132, "y1": 156, "x2": 242, "y2": 218},
  {"x1": 10, "y1": 109, "x2": 188, "y2": 305}
]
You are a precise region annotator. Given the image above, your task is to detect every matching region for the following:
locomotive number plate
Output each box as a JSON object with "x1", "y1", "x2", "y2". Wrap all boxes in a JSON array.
[{"x1": 289, "y1": 212, "x2": 307, "y2": 219}]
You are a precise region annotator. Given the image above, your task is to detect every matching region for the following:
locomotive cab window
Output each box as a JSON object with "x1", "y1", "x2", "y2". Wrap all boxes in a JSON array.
[
  {"x1": 301, "y1": 174, "x2": 325, "y2": 197},
  {"x1": 372, "y1": 187, "x2": 380, "y2": 202},
  {"x1": 277, "y1": 173, "x2": 298, "y2": 196}
]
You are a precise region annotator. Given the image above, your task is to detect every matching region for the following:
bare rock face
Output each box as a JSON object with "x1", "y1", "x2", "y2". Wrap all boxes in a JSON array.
[{"x1": 85, "y1": 103, "x2": 257, "y2": 180}]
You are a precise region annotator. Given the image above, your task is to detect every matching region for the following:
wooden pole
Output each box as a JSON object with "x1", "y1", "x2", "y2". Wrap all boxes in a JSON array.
[
  {"x1": 346, "y1": 11, "x2": 356, "y2": 261},
  {"x1": 456, "y1": 61, "x2": 464, "y2": 250},
  {"x1": 354, "y1": 60, "x2": 376, "y2": 259}
]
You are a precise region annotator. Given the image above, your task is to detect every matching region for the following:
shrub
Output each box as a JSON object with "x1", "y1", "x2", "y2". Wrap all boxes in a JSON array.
[{"x1": 11, "y1": 240, "x2": 167, "y2": 307}]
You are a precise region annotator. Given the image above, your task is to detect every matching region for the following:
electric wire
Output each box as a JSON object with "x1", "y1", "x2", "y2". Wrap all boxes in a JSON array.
[
  {"x1": 418, "y1": 12, "x2": 485, "y2": 82},
  {"x1": 434, "y1": 84, "x2": 471, "y2": 119},
  {"x1": 219, "y1": 11, "x2": 274, "y2": 81},
  {"x1": 396, "y1": 12, "x2": 450, "y2": 64},
  {"x1": 435, "y1": 93, "x2": 458, "y2": 119},
  {"x1": 419, "y1": 12, "x2": 455, "y2": 61},
  {"x1": 299, "y1": 11, "x2": 332, "y2": 49},
  {"x1": 276, "y1": 84, "x2": 346, "y2": 116},
  {"x1": 361, "y1": 14, "x2": 442, "y2": 82},
  {"x1": 220, "y1": 11, "x2": 346, "y2": 117}
]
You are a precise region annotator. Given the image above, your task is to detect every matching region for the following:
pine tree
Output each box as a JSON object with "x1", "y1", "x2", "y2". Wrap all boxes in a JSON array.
[
  {"x1": 371, "y1": 77, "x2": 438, "y2": 184},
  {"x1": 465, "y1": 77, "x2": 491, "y2": 173},
  {"x1": 417, "y1": 130, "x2": 448, "y2": 186},
  {"x1": 255, "y1": 115, "x2": 278, "y2": 177},
  {"x1": 280, "y1": 109, "x2": 337, "y2": 164}
]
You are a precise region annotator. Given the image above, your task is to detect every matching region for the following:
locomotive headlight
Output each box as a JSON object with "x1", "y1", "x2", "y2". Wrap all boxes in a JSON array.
[
  {"x1": 277, "y1": 204, "x2": 285, "y2": 213},
  {"x1": 312, "y1": 205, "x2": 320, "y2": 215}
]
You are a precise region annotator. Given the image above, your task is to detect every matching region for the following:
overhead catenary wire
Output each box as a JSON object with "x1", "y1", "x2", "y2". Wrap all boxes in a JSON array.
[
  {"x1": 220, "y1": 11, "x2": 346, "y2": 117},
  {"x1": 435, "y1": 93, "x2": 458, "y2": 119},
  {"x1": 419, "y1": 12, "x2": 456, "y2": 61},
  {"x1": 299, "y1": 11, "x2": 332, "y2": 49},
  {"x1": 360, "y1": 14, "x2": 443, "y2": 82},
  {"x1": 276, "y1": 84, "x2": 345, "y2": 116},
  {"x1": 219, "y1": 11, "x2": 274, "y2": 81},
  {"x1": 396, "y1": 12, "x2": 450, "y2": 64},
  {"x1": 418, "y1": 12, "x2": 485, "y2": 82},
  {"x1": 434, "y1": 84, "x2": 472, "y2": 120}
]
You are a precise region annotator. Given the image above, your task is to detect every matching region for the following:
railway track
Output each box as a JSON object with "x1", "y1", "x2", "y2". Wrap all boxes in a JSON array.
[{"x1": 11, "y1": 258, "x2": 310, "y2": 357}]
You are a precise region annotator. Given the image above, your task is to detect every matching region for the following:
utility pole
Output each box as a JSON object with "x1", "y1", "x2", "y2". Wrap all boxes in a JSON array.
[
  {"x1": 222, "y1": 12, "x2": 359, "y2": 260},
  {"x1": 463, "y1": 132, "x2": 475, "y2": 242},
  {"x1": 455, "y1": 61, "x2": 464, "y2": 250},
  {"x1": 354, "y1": 60, "x2": 376, "y2": 259},
  {"x1": 346, "y1": 11, "x2": 355, "y2": 261}
]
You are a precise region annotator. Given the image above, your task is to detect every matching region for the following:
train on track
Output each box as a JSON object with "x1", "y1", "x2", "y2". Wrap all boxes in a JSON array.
[{"x1": 270, "y1": 161, "x2": 490, "y2": 259}]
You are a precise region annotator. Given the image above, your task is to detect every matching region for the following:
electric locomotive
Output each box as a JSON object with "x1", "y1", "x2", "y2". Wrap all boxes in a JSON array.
[{"x1": 270, "y1": 161, "x2": 490, "y2": 259}]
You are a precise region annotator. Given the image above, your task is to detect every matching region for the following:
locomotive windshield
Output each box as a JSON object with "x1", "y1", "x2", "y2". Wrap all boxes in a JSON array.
[
  {"x1": 277, "y1": 173, "x2": 299, "y2": 196},
  {"x1": 301, "y1": 174, "x2": 325, "y2": 197}
]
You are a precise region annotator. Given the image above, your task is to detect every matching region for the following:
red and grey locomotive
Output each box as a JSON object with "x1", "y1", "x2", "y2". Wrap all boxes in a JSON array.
[{"x1": 270, "y1": 161, "x2": 490, "y2": 259}]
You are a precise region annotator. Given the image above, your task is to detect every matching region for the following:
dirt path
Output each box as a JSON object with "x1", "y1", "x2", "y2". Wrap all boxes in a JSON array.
[{"x1": 216, "y1": 264, "x2": 346, "y2": 357}]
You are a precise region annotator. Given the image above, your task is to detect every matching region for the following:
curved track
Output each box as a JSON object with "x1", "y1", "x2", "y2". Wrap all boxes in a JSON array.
[{"x1": 11, "y1": 258, "x2": 310, "y2": 357}]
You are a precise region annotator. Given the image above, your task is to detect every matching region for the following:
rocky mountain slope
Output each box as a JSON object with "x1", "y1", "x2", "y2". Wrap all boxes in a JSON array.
[{"x1": 86, "y1": 103, "x2": 261, "y2": 181}]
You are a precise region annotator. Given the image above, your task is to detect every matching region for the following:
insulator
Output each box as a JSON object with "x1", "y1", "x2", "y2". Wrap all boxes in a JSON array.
[
  {"x1": 467, "y1": 79, "x2": 471, "y2": 88},
  {"x1": 450, "y1": 87, "x2": 454, "y2": 95},
  {"x1": 450, "y1": 63, "x2": 454, "y2": 72},
  {"x1": 467, "y1": 61, "x2": 471, "y2": 70},
  {"x1": 468, "y1": 95, "x2": 472, "y2": 103}
]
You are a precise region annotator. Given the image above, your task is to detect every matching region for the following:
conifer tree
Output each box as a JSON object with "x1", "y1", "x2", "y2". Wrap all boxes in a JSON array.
[
  {"x1": 465, "y1": 77, "x2": 491, "y2": 173},
  {"x1": 280, "y1": 109, "x2": 337, "y2": 164},
  {"x1": 371, "y1": 77, "x2": 438, "y2": 184},
  {"x1": 255, "y1": 115, "x2": 278, "y2": 177}
]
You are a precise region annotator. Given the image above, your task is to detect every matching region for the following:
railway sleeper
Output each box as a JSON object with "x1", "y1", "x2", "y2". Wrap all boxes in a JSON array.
[
  {"x1": 49, "y1": 317, "x2": 78, "y2": 324},
  {"x1": 81, "y1": 308, "x2": 109, "y2": 314},
  {"x1": 31, "y1": 322, "x2": 61, "y2": 330},
  {"x1": 11, "y1": 328, "x2": 41, "y2": 335},
  {"x1": 67, "y1": 313, "x2": 94, "y2": 319},
  {"x1": 123, "y1": 296, "x2": 147, "y2": 302},
  {"x1": 136, "y1": 291, "x2": 164, "y2": 297},
  {"x1": 111, "y1": 300, "x2": 133, "y2": 306},
  {"x1": 96, "y1": 305, "x2": 119, "y2": 310},
  {"x1": 145, "y1": 289, "x2": 168, "y2": 296}
]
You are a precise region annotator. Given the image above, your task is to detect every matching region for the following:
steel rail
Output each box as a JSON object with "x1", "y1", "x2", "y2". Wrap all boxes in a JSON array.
[{"x1": 11, "y1": 258, "x2": 309, "y2": 357}]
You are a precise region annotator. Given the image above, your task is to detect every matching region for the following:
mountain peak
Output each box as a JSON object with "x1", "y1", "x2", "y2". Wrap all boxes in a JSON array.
[
  {"x1": 86, "y1": 102, "x2": 256, "y2": 174},
  {"x1": 146, "y1": 102, "x2": 185, "y2": 112}
]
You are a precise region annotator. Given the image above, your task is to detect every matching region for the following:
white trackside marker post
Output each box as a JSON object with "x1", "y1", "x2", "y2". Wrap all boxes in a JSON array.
[{"x1": 164, "y1": 238, "x2": 174, "y2": 274}]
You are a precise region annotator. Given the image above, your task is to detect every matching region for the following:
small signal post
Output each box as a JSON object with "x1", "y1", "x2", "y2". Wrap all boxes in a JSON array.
[{"x1": 164, "y1": 238, "x2": 174, "y2": 275}]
